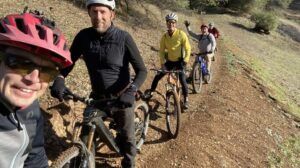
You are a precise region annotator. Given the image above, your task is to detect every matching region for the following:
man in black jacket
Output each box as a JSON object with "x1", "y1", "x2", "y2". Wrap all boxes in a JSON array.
[
  {"x1": 0, "y1": 12, "x2": 72, "y2": 168},
  {"x1": 50, "y1": 0, "x2": 147, "y2": 167}
]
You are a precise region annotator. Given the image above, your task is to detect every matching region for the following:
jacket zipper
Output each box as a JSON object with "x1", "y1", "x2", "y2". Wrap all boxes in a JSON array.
[{"x1": 10, "y1": 113, "x2": 29, "y2": 168}]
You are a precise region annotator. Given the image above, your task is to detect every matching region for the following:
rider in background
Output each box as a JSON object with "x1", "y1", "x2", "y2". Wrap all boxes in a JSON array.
[
  {"x1": 208, "y1": 22, "x2": 220, "y2": 39},
  {"x1": 50, "y1": 0, "x2": 147, "y2": 167},
  {"x1": 144, "y1": 13, "x2": 191, "y2": 109},
  {"x1": 208, "y1": 22, "x2": 220, "y2": 57},
  {"x1": 0, "y1": 12, "x2": 72, "y2": 168},
  {"x1": 184, "y1": 21, "x2": 216, "y2": 81}
]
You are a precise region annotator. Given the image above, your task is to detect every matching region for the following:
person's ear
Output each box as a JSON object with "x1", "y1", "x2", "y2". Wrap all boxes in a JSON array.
[{"x1": 111, "y1": 11, "x2": 115, "y2": 20}]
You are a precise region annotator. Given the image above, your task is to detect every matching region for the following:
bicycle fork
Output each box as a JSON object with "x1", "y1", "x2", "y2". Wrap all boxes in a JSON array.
[
  {"x1": 86, "y1": 125, "x2": 96, "y2": 151},
  {"x1": 80, "y1": 125, "x2": 96, "y2": 168}
]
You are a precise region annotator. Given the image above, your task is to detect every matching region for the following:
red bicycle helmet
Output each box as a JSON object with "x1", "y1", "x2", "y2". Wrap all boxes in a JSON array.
[{"x1": 0, "y1": 13, "x2": 72, "y2": 68}]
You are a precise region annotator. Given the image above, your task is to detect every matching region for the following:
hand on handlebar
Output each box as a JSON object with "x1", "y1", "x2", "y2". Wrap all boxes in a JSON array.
[
  {"x1": 50, "y1": 77, "x2": 67, "y2": 102},
  {"x1": 181, "y1": 61, "x2": 187, "y2": 69},
  {"x1": 118, "y1": 84, "x2": 137, "y2": 108}
]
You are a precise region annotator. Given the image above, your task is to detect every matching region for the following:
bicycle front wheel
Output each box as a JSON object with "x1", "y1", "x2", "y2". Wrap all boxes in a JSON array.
[
  {"x1": 192, "y1": 62, "x2": 203, "y2": 94},
  {"x1": 134, "y1": 101, "x2": 150, "y2": 151},
  {"x1": 165, "y1": 90, "x2": 181, "y2": 139},
  {"x1": 51, "y1": 146, "x2": 95, "y2": 168}
]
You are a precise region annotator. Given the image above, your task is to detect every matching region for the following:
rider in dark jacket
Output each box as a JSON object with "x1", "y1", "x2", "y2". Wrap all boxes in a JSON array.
[{"x1": 50, "y1": 0, "x2": 147, "y2": 167}]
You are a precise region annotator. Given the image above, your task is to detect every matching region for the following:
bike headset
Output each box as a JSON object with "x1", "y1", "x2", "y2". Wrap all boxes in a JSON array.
[
  {"x1": 165, "y1": 13, "x2": 178, "y2": 22},
  {"x1": 86, "y1": 0, "x2": 116, "y2": 10},
  {"x1": 0, "y1": 12, "x2": 72, "y2": 68}
]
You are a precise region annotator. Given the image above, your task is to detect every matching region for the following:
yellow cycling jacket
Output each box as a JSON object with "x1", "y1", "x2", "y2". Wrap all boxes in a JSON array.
[{"x1": 159, "y1": 29, "x2": 191, "y2": 65}]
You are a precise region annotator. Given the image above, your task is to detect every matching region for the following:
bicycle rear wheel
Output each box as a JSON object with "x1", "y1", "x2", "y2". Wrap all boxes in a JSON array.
[
  {"x1": 192, "y1": 62, "x2": 203, "y2": 93},
  {"x1": 134, "y1": 102, "x2": 150, "y2": 151},
  {"x1": 51, "y1": 145, "x2": 95, "y2": 168},
  {"x1": 165, "y1": 90, "x2": 181, "y2": 139}
]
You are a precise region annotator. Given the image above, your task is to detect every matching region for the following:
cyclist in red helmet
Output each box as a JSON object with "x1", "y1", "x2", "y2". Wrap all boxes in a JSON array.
[
  {"x1": 0, "y1": 11, "x2": 72, "y2": 168},
  {"x1": 184, "y1": 21, "x2": 216, "y2": 82}
]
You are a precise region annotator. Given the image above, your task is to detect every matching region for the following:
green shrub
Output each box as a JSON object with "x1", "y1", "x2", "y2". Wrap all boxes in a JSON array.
[
  {"x1": 227, "y1": 0, "x2": 269, "y2": 13},
  {"x1": 189, "y1": 0, "x2": 221, "y2": 11},
  {"x1": 267, "y1": 0, "x2": 293, "y2": 9},
  {"x1": 250, "y1": 12, "x2": 279, "y2": 34}
]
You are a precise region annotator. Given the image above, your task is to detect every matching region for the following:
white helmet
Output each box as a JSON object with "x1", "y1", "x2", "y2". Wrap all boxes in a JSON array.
[
  {"x1": 165, "y1": 13, "x2": 178, "y2": 22},
  {"x1": 86, "y1": 0, "x2": 116, "y2": 10}
]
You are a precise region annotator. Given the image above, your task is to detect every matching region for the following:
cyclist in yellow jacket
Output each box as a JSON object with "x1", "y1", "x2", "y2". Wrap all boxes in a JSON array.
[{"x1": 145, "y1": 13, "x2": 191, "y2": 109}]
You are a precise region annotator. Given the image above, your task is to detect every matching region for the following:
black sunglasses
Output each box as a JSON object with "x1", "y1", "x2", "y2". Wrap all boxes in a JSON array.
[{"x1": 0, "y1": 51, "x2": 59, "y2": 82}]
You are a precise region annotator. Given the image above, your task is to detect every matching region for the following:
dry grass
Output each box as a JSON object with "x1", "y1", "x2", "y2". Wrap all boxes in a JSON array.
[{"x1": 202, "y1": 13, "x2": 300, "y2": 118}]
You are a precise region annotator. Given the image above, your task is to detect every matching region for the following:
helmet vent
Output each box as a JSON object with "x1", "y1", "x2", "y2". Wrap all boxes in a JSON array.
[
  {"x1": 53, "y1": 33, "x2": 59, "y2": 45},
  {"x1": 15, "y1": 18, "x2": 26, "y2": 34},
  {"x1": 0, "y1": 23, "x2": 6, "y2": 33},
  {"x1": 35, "y1": 25, "x2": 46, "y2": 40},
  {"x1": 63, "y1": 43, "x2": 68, "y2": 51}
]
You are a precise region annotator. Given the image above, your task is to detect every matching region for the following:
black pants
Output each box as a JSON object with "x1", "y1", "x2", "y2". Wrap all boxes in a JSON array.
[
  {"x1": 150, "y1": 61, "x2": 188, "y2": 97},
  {"x1": 81, "y1": 96, "x2": 136, "y2": 168}
]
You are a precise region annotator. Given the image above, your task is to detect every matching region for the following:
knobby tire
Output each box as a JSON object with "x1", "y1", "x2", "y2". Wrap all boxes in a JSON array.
[
  {"x1": 192, "y1": 62, "x2": 203, "y2": 93},
  {"x1": 51, "y1": 146, "x2": 95, "y2": 168},
  {"x1": 165, "y1": 90, "x2": 181, "y2": 139},
  {"x1": 134, "y1": 101, "x2": 150, "y2": 150}
]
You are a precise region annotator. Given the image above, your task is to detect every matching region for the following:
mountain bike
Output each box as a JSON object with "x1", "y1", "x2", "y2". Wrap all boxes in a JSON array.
[
  {"x1": 51, "y1": 89, "x2": 150, "y2": 168},
  {"x1": 150, "y1": 68, "x2": 182, "y2": 139},
  {"x1": 191, "y1": 52, "x2": 213, "y2": 93}
]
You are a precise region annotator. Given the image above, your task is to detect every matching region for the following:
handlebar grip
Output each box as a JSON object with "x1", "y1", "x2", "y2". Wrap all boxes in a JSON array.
[{"x1": 62, "y1": 88, "x2": 85, "y2": 102}]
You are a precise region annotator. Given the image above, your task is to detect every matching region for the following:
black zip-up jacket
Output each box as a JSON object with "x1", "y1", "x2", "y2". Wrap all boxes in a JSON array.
[
  {"x1": 0, "y1": 98, "x2": 48, "y2": 168},
  {"x1": 61, "y1": 25, "x2": 147, "y2": 96}
]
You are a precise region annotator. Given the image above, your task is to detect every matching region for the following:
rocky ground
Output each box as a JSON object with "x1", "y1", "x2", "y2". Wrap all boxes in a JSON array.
[{"x1": 0, "y1": 1, "x2": 299, "y2": 167}]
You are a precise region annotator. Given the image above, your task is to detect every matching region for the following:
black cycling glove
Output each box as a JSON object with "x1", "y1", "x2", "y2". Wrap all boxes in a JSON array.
[
  {"x1": 119, "y1": 84, "x2": 137, "y2": 108},
  {"x1": 50, "y1": 77, "x2": 67, "y2": 101},
  {"x1": 181, "y1": 61, "x2": 187, "y2": 69},
  {"x1": 184, "y1": 20, "x2": 190, "y2": 27}
]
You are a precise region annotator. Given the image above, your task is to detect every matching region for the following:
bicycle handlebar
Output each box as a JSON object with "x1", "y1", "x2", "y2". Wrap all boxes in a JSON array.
[
  {"x1": 191, "y1": 52, "x2": 213, "y2": 57},
  {"x1": 62, "y1": 88, "x2": 145, "y2": 106},
  {"x1": 62, "y1": 89, "x2": 96, "y2": 106},
  {"x1": 150, "y1": 68, "x2": 183, "y2": 73}
]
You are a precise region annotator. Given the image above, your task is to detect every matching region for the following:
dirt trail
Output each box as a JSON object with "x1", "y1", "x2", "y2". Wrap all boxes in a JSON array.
[
  {"x1": 33, "y1": 7, "x2": 300, "y2": 168},
  {"x1": 133, "y1": 40, "x2": 299, "y2": 168},
  {"x1": 0, "y1": 1, "x2": 299, "y2": 167}
]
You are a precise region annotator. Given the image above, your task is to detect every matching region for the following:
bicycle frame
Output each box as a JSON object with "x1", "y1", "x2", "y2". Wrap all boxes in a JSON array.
[
  {"x1": 148, "y1": 68, "x2": 182, "y2": 138},
  {"x1": 196, "y1": 54, "x2": 209, "y2": 77},
  {"x1": 51, "y1": 90, "x2": 150, "y2": 168},
  {"x1": 69, "y1": 97, "x2": 122, "y2": 154},
  {"x1": 165, "y1": 71, "x2": 181, "y2": 98},
  {"x1": 66, "y1": 91, "x2": 149, "y2": 155},
  {"x1": 150, "y1": 68, "x2": 182, "y2": 98}
]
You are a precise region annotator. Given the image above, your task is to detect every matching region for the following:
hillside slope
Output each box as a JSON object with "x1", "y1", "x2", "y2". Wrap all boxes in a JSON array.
[{"x1": 0, "y1": 1, "x2": 299, "y2": 167}]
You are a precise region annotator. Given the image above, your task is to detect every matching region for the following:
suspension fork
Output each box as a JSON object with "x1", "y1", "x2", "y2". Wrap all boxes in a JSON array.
[{"x1": 86, "y1": 124, "x2": 96, "y2": 151}]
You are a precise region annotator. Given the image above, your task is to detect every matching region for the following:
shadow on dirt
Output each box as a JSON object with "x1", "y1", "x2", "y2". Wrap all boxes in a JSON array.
[
  {"x1": 43, "y1": 103, "x2": 73, "y2": 161},
  {"x1": 229, "y1": 22, "x2": 254, "y2": 32},
  {"x1": 142, "y1": 91, "x2": 180, "y2": 145},
  {"x1": 278, "y1": 23, "x2": 300, "y2": 43}
]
